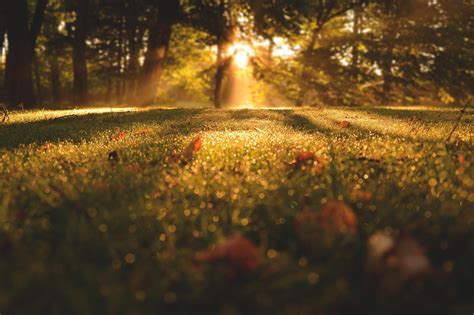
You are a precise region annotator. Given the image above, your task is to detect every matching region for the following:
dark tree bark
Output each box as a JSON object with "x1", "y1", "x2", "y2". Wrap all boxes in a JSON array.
[
  {"x1": 0, "y1": 2, "x2": 6, "y2": 102},
  {"x1": 5, "y1": 0, "x2": 35, "y2": 107},
  {"x1": 33, "y1": 55, "x2": 42, "y2": 104},
  {"x1": 139, "y1": 0, "x2": 180, "y2": 106},
  {"x1": 352, "y1": 7, "x2": 362, "y2": 78},
  {"x1": 295, "y1": 26, "x2": 321, "y2": 107},
  {"x1": 73, "y1": 0, "x2": 89, "y2": 105},
  {"x1": 212, "y1": 0, "x2": 236, "y2": 109},
  {"x1": 0, "y1": 2, "x2": 6, "y2": 59},
  {"x1": 125, "y1": 2, "x2": 142, "y2": 103},
  {"x1": 49, "y1": 52, "x2": 61, "y2": 104},
  {"x1": 30, "y1": 0, "x2": 48, "y2": 49},
  {"x1": 214, "y1": 41, "x2": 233, "y2": 109},
  {"x1": 381, "y1": 46, "x2": 393, "y2": 104}
]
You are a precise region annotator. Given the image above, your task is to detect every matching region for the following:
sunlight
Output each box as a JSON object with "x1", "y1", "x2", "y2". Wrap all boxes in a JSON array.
[{"x1": 227, "y1": 42, "x2": 255, "y2": 69}]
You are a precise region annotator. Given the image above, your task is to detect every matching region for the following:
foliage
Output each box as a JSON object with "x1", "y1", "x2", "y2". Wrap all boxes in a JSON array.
[{"x1": 1, "y1": 0, "x2": 472, "y2": 107}]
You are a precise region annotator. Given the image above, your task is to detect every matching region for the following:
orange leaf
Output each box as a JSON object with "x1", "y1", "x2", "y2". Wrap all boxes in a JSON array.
[
  {"x1": 169, "y1": 136, "x2": 203, "y2": 164},
  {"x1": 351, "y1": 189, "x2": 373, "y2": 202},
  {"x1": 195, "y1": 235, "x2": 260, "y2": 273},
  {"x1": 112, "y1": 131, "x2": 126, "y2": 141},
  {"x1": 294, "y1": 201, "x2": 358, "y2": 248},
  {"x1": 289, "y1": 151, "x2": 323, "y2": 171},
  {"x1": 458, "y1": 154, "x2": 465, "y2": 165},
  {"x1": 338, "y1": 121, "x2": 351, "y2": 129},
  {"x1": 318, "y1": 200, "x2": 358, "y2": 235}
]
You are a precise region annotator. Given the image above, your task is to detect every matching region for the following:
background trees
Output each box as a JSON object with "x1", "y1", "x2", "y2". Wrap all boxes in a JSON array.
[{"x1": 0, "y1": 0, "x2": 472, "y2": 108}]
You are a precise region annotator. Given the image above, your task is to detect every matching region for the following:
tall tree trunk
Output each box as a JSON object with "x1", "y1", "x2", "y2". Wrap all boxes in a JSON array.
[
  {"x1": 139, "y1": 0, "x2": 180, "y2": 106},
  {"x1": 125, "y1": 3, "x2": 140, "y2": 103},
  {"x1": 214, "y1": 41, "x2": 233, "y2": 109},
  {"x1": 30, "y1": 0, "x2": 48, "y2": 49},
  {"x1": 33, "y1": 55, "x2": 42, "y2": 104},
  {"x1": 73, "y1": 0, "x2": 89, "y2": 105},
  {"x1": 0, "y1": 3, "x2": 6, "y2": 102},
  {"x1": 140, "y1": 21, "x2": 172, "y2": 105},
  {"x1": 352, "y1": 7, "x2": 362, "y2": 78},
  {"x1": 30, "y1": 0, "x2": 48, "y2": 106},
  {"x1": 5, "y1": 0, "x2": 35, "y2": 107},
  {"x1": 0, "y1": 2, "x2": 6, "y2": 60},
  {"x1": 382, "y1": 45, "x2": 393, "y2": 104},
  {"x1": 214, "y1": 43, "x2": 226, "y2": 109},
  {"x1": 295, "y1": 26, "x2": 321, "y2": 107},
  {"x1": 49, "y1": 51, "x2": 61, "y2": 104}
]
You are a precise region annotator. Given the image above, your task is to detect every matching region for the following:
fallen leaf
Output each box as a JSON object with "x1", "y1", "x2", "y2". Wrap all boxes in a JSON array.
[
  {"x1": 169, "y1": 136, "x2": 202, "y2": 165},
  {"x1": 351, "y1": 189, "x2": 373, "y2": 202},
  {"x1": 289, "y1": 151, "x2": 324, "y2": 172},
  {"x1": 458, "y1": 154, "x2": 465, "y2": 165},
  {"x1": 386, "y1": 234, "x2": 431, "y2": 280},
  {"x1": 368, "y1": 232, "x2": 431, "y2": 290},
  {"x1": 318, "y1": 201, "x2": 358, "y2": 235},
  {"x1": 368, "y1": 232, "x2": 395, "y2": 263},
  {"x1": 195, "y1": 235, "x2": 260, "y2": 274},
  {"x1": 294, "y1": 201, "x2": 358, "y2": 248},
  {"x1": 338, "y1": 121, "x2": 351, "y2": 129},
  {"x1": 111, "y1": 131, "x2": 126, "y2": 141},
  {"x1": 125, "y1": 163, "x2": 141, "y2": 173}
]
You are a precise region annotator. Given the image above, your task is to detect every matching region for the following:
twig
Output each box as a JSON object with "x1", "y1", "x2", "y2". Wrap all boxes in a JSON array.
[{"x1": 446, "y1": 99, "x2": 471, "y2": 142}]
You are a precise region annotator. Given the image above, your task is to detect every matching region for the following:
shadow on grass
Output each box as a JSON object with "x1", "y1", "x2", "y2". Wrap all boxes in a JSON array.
[
  {"x1": 0, "y1": 109, "x2": 204, "y2": 149},
  {"x1": 347, "y1": 106, "x2": 472, "y2": 122}
]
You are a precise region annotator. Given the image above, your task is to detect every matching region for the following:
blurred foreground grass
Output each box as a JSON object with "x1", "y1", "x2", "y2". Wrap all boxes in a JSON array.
[{"x1": 0, "y1": 106, "x2": 473, "y2": 315}]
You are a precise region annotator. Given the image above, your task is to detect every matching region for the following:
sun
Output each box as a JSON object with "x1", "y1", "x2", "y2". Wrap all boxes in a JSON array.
[{"x1": 227, "y1": 42, "x2": 255, "y2": 69}]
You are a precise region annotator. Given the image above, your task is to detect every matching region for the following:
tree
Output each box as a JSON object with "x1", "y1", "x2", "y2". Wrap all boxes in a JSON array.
[
  {"x1": 295, "y1": 0, "x2": 369, "y2": 106},
  {"x1": 5, "y1": 0, "x2": 48, "y2": 107},
  {"x1": 139, "y1": 0, "x2": 182, "y2": 106},
  {"x1": 72, "y1": 0, "x2": 89, "y2": 105}
]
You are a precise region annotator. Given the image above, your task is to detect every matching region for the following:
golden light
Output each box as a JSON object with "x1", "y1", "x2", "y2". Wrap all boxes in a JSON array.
[{"x1": 227, "y1": 42, "x2": 255, "y2": 69}]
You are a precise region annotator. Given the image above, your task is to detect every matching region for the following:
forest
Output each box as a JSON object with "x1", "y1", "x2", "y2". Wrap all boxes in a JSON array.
[
  {"x1": 1, "y1": 0, "x2": 472, "y2": 109},
  {"x1": 0, "y1": 1, "x2": 473, "y2": 315}
]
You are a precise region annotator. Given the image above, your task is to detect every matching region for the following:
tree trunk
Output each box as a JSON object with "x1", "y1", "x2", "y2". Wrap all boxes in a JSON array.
[
  {"x1": 49, "y1": 51, "x2": 61, "y2": 104},
  {"x1": 139, "y1": 0, "x2": 180, "y2": 106},
  {"x1": 0, "y1": 3, "x2": 6, "y2": 102},
  {"x1": 125, "y1": 3, "x2": 141, "y2": 103},
  {"x1": 73, "y1": 0, "x2": 89, "y2": 105},
  {"x1": 382, "y1": 45, "x2": 393, "y2": 104},
  {"x1": 295, "y1": 26, "x2": 321, "y2": 107},
  {"x1": 33, "y1": 54, "x2": 42, "y2": 105},
  {"x1": 352, "y1": 7, "x2": 362, "y2": 78},
  {"x1": 30, "y1": 0, "x2": 48, "y2": 49},
  {"x1": 214, "y1": 42, "x2": 233, "y2": 109},
  {"x1": 0, "y1": 2, "x2": 6, "y2": 59},
  {"x1": 140, "y1": 21, "x2": 172, "y2": 105},
  {"x1": 5, "y1": 0, "x2": 36, "y2": 107}
]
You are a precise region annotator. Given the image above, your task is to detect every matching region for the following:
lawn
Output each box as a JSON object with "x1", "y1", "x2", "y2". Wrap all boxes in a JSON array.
[{"x1": 0, "y1": 106, "x2": 473, "y2": 315}]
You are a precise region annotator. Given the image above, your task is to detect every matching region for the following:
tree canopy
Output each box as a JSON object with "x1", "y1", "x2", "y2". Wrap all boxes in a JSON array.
[{"x1": 0, "y1": 0, "x2": 472, "y2": 108}]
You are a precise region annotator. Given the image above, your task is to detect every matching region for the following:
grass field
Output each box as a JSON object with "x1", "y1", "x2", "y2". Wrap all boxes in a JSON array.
[{"x1": 0, "y1": 106, "x2": 473, "y2": 315}]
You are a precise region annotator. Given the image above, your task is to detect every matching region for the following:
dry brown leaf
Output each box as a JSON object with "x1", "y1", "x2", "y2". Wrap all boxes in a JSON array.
[
  {"x1": 169, "y1": 136, "x2": 203, "y2": 164},
  {"x1": 195, "y1": 235, "x2": 260, "y2": 274}
]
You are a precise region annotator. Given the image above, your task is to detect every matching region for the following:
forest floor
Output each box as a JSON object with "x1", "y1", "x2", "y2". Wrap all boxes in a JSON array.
[{"x1": 0, "y1": 106, "x2": 473, "y2": 315}]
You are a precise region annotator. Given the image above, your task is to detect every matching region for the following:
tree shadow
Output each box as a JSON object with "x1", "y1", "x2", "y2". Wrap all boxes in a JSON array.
[
  {"x1": 0, "y1": 108, "x2": 206, "y2": 149},
  {"x1": 347, "y1": 106, "x2": 472, "y2": 122}
]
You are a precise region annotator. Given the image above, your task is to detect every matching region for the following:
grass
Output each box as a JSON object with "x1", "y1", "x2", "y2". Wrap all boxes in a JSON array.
[{"x1": 0, "y1": 106, "x2": 473, "y2": 315}]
